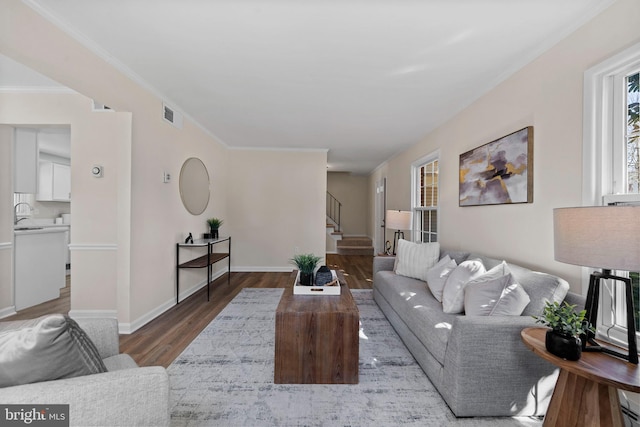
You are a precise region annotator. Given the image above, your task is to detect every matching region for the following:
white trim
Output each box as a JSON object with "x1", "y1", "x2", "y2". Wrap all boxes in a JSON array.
[
  {"x1": 228, "y1": 146, "x2": 329, "y2": 153},
  {"x1": 231, "y1": 266, "x2": 292, "y2": 273},
  {"x1": 0, "y1": 242, "x2": 12, "y2": 250},
  {"x1": 0, "y1": 306, "x2": 17, "y2": 319},
  {"x1": 69, "y1": 244, "x2": 117, "y2": 251},
  {"x1": 583, "y1": 40, "x2": 640, "y2": 206},
  {"x1": 0, "y1": 86, "x2": 76, "y2": 94}
]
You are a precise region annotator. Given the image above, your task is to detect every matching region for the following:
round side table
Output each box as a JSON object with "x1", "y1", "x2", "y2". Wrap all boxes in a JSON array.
[{"x1": 521, "y1": 327, "x2": 639, "y2": 427}]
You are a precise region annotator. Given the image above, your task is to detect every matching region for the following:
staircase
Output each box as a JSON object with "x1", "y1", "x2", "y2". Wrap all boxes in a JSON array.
[
  {"x1": 336, "y1": 236, "x2": 374, "y2": 256},
  {"x1": 326, "y1": 191, "x2": 374, "y2": 255}
]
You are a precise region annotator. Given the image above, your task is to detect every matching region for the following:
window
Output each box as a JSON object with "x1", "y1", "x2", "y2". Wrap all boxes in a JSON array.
[
  {"x1": 584, "y1": 42, "x2": 640, "y2": 348},
  {"x1": 411, "y1": 153, "x2": 439, "y2": 243}
]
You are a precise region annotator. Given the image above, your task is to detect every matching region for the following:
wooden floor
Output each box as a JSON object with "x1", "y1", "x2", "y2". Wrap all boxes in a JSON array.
[{"x1": 4, "y1": 254, "x2": 373, "y2": 368}]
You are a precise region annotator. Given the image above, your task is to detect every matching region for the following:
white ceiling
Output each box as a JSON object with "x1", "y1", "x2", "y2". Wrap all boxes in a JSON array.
[{"x1": 4, "y1": 0, "x2": 615, "y2": 174}]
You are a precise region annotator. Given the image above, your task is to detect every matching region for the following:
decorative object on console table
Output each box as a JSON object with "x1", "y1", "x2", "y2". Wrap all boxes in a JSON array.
[
  {"x1": 533, "y1": 301, "x2": 593, "y2": 361},
  {"x1": 206, "y1": 218, "x2": 223, "y2": 239},
  {"x1": 386, "y1": 210, "x2": 412, "y2": 255},
  {"x1": 459, "y1": 126, "x2": 533, "y2": 207},
  {"x1": 290, "y1": 253, "x2": 322, "y2": 286},
  {"x1": 554, "y1": 206, "x2": 639, "y2": 364}
]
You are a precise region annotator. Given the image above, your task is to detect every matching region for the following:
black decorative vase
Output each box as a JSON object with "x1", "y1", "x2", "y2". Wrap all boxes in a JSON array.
[
  {"x1": 210, "y1": 229, "x2": 219, "y2": 239},
  {"x1": 299, "y1": 272, "x2": 313, "y2": 286},
  {"x1": 545, "y1": 330, "x2": 582, "y2": 361}
]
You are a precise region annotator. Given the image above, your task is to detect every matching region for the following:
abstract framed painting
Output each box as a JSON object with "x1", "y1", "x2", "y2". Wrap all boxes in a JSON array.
[{"x1": 459, "y1": 126, "x2": 533, "y2": 206}]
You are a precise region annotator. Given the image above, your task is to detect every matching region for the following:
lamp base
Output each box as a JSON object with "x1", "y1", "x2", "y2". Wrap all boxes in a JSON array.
[
  {"x1": 584, "y1": 270, "x2": 638, "y2": 364},
  {"x1": 392, "y1": 231, "x2": 404, "y2": 255}
]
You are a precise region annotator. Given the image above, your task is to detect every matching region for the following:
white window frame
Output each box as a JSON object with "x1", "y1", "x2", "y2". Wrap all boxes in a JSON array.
[
  {"x1": 583, "y1": 41, "x2": 640, "y2": 349},
  {"x1": 411, "y1": 150, "x2": 440, "y2": 243}
]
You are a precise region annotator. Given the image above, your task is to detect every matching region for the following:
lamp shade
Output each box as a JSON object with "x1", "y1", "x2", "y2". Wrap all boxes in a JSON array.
[
  {"x1": 553, "y1": 206, "x2": 640, "y2": 271},
  {"x1": 386, "y1": 210, "x2": 412, "y2": 230}
]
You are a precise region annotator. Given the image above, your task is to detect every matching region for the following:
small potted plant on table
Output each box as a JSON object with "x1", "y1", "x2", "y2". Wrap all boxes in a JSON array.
[
  {"x1": 533, "y1": 301, "x2": 594, "y2": 361},
  {"x1": 290, "y1": 253, "x2": 322, "y2": 286},
  {"x1": 206, "y1": 218, "x2": 223, "y2": 239}
]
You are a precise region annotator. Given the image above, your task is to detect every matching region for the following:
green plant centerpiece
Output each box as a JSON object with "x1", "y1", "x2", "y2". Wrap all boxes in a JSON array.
[
  {"x1": 291, "y1": 253, "x2": 322, "y2": 286},
  {"x1": 533, "y1": 301, "x2": 594, "y2": 361},
  {"x1": 206, "y1": 218, "x2": 223, "y2": 239}
]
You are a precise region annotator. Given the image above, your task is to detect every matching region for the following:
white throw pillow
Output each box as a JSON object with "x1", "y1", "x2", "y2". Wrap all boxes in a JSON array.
[
  {"x1": 490, "y1": 282, "x2": 531, "y2": 316},
  {"x1": 464, "y1": 273, "x2": 530, "y2": 316},
  {"x1": 425, "y1": 255, "x2": 457, "y2": 302},
  {"x1": 441, "y1": 259, "x2": 486, "y2": 314},
  {"x1": 394, "y1": 240, "x2": 440, "y2": 282},
  {"x1": 467, "y1": 261, "x2": 510, "y2": 285}
]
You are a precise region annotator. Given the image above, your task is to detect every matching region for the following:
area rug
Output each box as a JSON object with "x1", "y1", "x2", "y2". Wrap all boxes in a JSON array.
[{"x1": 168, "y1": 288, "x2": 542, "y2": 426}]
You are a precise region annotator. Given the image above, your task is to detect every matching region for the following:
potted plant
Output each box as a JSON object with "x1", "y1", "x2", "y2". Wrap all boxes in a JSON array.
[
  {"x1": 533, "y1": 301, "x2": 594, "y2": 361},
  {"x1": 290, "y1": 253, "x2": 323, "y2": 286},
  {"x1": 206, "y1": 218, "x2": 223, "y2": 239}
]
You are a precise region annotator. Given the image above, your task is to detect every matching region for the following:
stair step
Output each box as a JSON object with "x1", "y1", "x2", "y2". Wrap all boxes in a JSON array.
[
  {"x1": 337, "y1": 246, "x2": 374, "y2": 255},
  {"x1": 337, "y1": 237, "x2": 372, "y2": 247}
]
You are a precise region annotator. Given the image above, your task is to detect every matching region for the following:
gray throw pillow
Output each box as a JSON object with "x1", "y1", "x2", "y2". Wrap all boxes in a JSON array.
[{"x1": 0, "y1": 314, "x2": 107, "y2": 388}]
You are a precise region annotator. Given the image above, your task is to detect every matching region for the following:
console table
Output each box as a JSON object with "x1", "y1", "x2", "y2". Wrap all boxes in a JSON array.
[
  {"x1": 521, "y1": 327, "x2": 640, "y2": 427},
  {"x1": 176, "y1": 236, "x2": 231, "y2": 304}
]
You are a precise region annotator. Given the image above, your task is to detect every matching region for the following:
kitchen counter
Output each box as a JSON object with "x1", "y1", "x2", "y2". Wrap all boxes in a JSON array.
[
  {"x1": 14, "y1": 226, "x2": 68, "y2": 235},
  {"x1": 14, "y1": 227, "x2": 66, "y2": 310}
]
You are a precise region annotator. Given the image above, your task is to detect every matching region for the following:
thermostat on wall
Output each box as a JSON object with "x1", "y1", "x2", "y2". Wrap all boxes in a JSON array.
[{"x1": 92, "y1": 165, "x2": 103, "y2": 177}]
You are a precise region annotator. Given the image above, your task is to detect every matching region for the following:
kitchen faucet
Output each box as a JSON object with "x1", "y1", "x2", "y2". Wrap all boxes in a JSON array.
[{"x1": 14, "y1": 202, "x2": 33, "y2": 225}]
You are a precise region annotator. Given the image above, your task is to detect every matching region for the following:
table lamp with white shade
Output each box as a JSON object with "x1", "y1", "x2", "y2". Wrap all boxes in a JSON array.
[
  {"x1": 553, "y1": 206, "x2": 639, "y2": 364},
  {"x1": 386, "y1": 210, "x2": 412, "y2": 255}
]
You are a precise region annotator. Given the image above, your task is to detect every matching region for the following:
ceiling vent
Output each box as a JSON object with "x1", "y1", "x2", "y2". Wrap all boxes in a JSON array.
[{"x1": 163, "y1": 102, "x2": 183, "y2": 129}]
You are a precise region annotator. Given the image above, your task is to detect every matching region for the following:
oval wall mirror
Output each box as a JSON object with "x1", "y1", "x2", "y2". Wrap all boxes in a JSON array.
[{"x1": 179, "y1": 157, "x2": 210, "y2": 215}]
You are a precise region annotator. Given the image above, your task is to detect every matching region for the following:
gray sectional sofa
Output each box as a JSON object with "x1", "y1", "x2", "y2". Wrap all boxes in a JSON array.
[
  {"x1": 373, "y1": 249, "x2": 585, "y2": 418},
  {"x1": 0, "y1": 317, "x2": 169, "y2": 426}
]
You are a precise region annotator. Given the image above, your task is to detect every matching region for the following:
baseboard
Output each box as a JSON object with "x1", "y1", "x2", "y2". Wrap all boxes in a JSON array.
[
  {"x1": 231, "y1": 266, "x2": 292, "y2": 272},
  {"x1": 0, "y1": 306, "x2": 17, "y2": 319},
  {"x1": 326, "y1": 251, "x2": 338, "y2": 254},
  {"x1": 119, "y1": 268, "x2": 228, "y2": 334}
]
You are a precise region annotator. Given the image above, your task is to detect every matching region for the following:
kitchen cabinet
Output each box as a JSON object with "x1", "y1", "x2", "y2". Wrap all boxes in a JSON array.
[
  {"x1": 14, "y1": 128, "x2": 38, "y2": 193},
  {"x1": 37, "y1": 161, "x2": 71, "y2": 201}
]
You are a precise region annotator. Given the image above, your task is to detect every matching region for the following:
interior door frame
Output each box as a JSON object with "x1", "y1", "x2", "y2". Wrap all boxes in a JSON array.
[{"x1": 374, "y1": 177, "x2": 386, "y2": 255}]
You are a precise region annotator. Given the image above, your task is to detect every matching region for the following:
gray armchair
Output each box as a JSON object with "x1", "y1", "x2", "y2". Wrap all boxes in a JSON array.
[{"x1": 0, "y1": 317, "x2": 169, "y2": 427}]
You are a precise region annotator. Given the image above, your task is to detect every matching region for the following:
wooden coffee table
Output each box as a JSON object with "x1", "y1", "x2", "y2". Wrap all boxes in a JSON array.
[{"x1": 274, "y1": 271, "x2": 359, "y2": 384}]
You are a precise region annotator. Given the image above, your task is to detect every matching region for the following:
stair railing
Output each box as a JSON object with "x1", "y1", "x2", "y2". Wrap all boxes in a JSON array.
[{"x1": 326, "y1": 192, "x2": 342, "y2": 232}]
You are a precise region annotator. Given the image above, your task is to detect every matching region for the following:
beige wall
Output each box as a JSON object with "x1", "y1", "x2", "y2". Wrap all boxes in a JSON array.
[
  {"x1": 327, "y1": 172, "x2": 369, "y2": 236},
  {"x1": 369, "y1": 0, "x2": 640, "y2": 293},
  {"x1": 228, "y1": 149, "x2": 327, "y2": 270}
]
